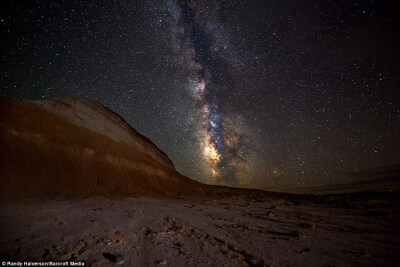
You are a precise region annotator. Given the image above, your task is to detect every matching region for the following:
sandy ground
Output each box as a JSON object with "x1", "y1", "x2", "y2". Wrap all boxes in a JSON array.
[{"x1": 0, "y1": 196, "x2": 399, "y2": 266}]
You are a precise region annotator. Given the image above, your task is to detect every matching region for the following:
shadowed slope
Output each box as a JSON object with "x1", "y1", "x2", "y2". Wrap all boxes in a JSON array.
[{"x1": 0, "y1": 97, "x2": 206, "y2": 199}]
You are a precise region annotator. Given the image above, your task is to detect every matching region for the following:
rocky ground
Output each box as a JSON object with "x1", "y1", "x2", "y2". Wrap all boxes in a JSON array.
[{"x1": 0, "y1": 194, "x2": 399, "y2": 266}]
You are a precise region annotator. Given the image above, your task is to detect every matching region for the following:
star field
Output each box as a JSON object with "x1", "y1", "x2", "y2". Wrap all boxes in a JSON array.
[{"x1": 1, "y1": 0, "x2": 399, "y2": 189}]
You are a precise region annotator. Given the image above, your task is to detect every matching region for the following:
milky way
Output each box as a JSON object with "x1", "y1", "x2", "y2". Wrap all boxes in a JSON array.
[
  {"x1": 167, "y1": 1, "x2": 253, "y2": 185},
  {"x1": 1, "y1": 0, "x2": 399, "y2": 189}
]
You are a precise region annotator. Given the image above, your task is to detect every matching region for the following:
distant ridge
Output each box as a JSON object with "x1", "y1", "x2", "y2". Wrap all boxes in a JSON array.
[{"x1": 0, "y1": 97, "x2": 206, "y2": 199}]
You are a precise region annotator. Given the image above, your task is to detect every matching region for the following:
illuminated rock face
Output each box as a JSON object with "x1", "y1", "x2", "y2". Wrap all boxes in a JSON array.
[
  {"x1": 0, "y1": 97, "x2": 205, "y2": 199},
  {"x1": 32, "y1": 98, "x2": 175, "y2": 170}
]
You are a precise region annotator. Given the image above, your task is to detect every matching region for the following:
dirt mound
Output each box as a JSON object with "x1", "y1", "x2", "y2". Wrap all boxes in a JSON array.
[{"x1": 0, "y1": 97, "x2": 206, "y2": 199}]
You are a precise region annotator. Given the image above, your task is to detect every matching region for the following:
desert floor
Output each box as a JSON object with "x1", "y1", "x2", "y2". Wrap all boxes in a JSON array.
[{"x1": 0, "y1": 194, "x2": 399, "y2": 266}]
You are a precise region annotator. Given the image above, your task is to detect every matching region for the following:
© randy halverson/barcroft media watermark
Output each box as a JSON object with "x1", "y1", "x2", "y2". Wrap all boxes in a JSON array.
[{"x1": 2, "y1": 261, "x2": 86, "y2": 266}]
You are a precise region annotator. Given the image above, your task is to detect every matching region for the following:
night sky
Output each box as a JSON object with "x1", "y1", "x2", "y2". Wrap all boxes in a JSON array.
[{"x1": 1, "y1": 0, "x2": 399, "y2": 189}]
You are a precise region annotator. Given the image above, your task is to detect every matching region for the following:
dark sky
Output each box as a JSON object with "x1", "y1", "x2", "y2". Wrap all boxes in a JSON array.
[{"x1": 1, "y1": 0, "x2": 399, "y2": 189}]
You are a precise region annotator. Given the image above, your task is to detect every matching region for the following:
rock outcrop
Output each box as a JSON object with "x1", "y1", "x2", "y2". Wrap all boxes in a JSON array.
[{"x1": 0, "y1": 97, "x2": 205, "y2": 199}]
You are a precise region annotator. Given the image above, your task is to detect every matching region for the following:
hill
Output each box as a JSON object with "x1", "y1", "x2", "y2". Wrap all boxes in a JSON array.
[{"x1": 0, "y1": 97, "x2": 206, "y2": 199}]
